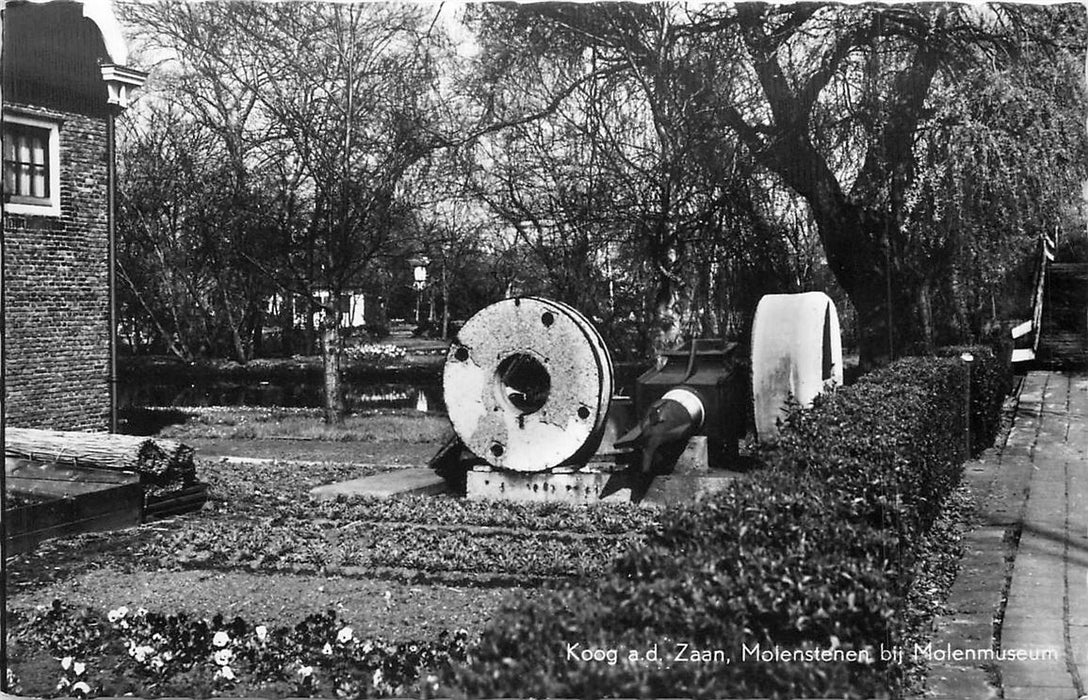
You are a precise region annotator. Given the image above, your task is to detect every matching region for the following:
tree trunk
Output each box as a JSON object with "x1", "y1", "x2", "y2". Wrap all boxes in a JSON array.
[
  {"x1": 321, "y1": 302, "x2": 344, "y2": 424},
  {"x1": 650, "y1": 271, "x2": 682, "y2": 356},
  {"x1": 918, "y1": 281, "x2": 935, "y2": 353},
  {"x1": 248, "y1": 302, "x2": 264, "y2": 358},
  {"x1": 441, "y1": 257, "x2": 450, "y2": 339},
  {"x1": 303, "y1": 298, "x2": 317, "y2": 355}
]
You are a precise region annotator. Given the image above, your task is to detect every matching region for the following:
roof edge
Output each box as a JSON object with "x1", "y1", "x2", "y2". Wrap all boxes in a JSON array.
[{"x1": 7, "y1": 0, "x2": 129, "y2": 64}]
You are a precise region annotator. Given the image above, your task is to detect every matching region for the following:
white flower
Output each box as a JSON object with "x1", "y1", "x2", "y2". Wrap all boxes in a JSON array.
[
  {"x1": 150, "y1": 656, "x2": 165, "y2": 671},
  {"x1": 136, "y1": 607, "x2": 148, "y2": 616},
  {"x1": 362, "y1": 641, "x2": 373, "y2": 654},
  {"x1": 117, "y1": 606, "x2": 129, "y2": 617},
  {"x1": 60, "y1": 657, "x2": 73, "y2": 671},
  {"x1": 322, "y1": 642, "x2": 333, "y2": 655},
  {"x1": 73, "y1": 662, "x2": 86, "y2": 676},
  {"x1": 336, "y1": 626, "x2": 354, "y2": 644},
  {"x1": 215, "y1": 666, "x2": 236, "y2": 681},
  {"x1": 255, "y1": 625, "x2": 268, "y2": 642},
  {"x1": 213, "y1": 649, "x2": 233, "y2": 666},
  {"x1": 71, "y1": 681, "x2": 91, "y2": 696},
  {"x1": 297, "y1": 665, "x2": 314, "y2": 678},
  {"x1": 131, "y1": 645, "x2": 155, "y2": 664},
  {"x1": 212, "y1": 631, "x2": 231, "y2": 648},
  {"x1": 372, "y1": 669, "x2": 384, "y2": 687},
  {"x1": 107, "y1": 609, "x2": 122, "y2": 623}
]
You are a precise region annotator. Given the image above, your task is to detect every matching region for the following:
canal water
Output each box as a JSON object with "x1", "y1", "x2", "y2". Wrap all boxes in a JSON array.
[{"x1": 119, "y1": 378, "x2": 446, "y2": 414}]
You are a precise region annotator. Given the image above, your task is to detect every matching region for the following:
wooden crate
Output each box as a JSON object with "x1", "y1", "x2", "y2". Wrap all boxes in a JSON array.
[{"x1": 4, "y1": 458, "x2": 143, "y2": 556}]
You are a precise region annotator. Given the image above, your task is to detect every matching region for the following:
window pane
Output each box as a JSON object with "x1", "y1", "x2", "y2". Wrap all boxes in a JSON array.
[
  {"x1": 3, "y1": 122, "x2": 53, "y2": 201},
  {"x1": 32, "y1": 167, "x2": 46, "y2": 198}
]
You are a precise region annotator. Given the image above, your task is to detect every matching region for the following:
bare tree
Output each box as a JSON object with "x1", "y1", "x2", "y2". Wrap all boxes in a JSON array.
[{"x1": 125, "y1": 1, "x2": 454, "y2": 422}]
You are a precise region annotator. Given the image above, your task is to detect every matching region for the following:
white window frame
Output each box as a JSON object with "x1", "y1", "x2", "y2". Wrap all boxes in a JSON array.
[{"x1": 3, "y1": 112, "x2": 61, "y2": 217}]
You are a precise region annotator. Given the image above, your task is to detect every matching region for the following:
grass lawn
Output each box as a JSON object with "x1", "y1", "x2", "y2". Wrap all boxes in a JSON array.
[{"x1": 158, "y1": 407, "x2": 453, "y2": 444}]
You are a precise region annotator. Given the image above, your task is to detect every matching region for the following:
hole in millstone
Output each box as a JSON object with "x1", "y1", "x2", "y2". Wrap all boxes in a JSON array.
[
  {"x1": 541, "y1": 311, "x2": 555, "y2": 327},
  {"x1": 577, "y1": 406, "x2": 590, "y2": 420},
  {"x1": 454, "y1": 346, "x2": 469, "y2": 362},
  {"x1": 496, "y1": 353, "x2": 551, "y2": 414},
  {"x1": 491, "y1": 443, "x2": 505, "y2": 457}
]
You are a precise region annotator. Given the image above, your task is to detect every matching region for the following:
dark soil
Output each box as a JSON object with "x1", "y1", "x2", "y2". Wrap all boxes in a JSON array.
[{"x1": 9, "y1": 567, "x2": 531, "y2": 639}]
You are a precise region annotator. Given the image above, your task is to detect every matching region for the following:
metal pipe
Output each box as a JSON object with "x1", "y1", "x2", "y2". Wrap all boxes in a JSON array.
[
  {"x1": 107, "y1": 107, "x2": 118, "y2": 432},
  {"x1": 0, "y1": 6, "x2": 9, "y2": 688},
  {"x1": 961, "y1": 352, "x2": 974, "y2": 460}
]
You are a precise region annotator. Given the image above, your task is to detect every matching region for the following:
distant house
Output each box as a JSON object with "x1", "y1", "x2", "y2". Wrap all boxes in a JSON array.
[
  {"x1": 267, "y1": 290, "x2": 375, "y2": 331},
  {"x1": 2, "y1": 0, "x2": 145, "y2": 430}
]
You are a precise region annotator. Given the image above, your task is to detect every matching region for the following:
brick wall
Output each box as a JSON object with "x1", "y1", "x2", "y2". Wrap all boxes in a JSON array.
[{"x1": 4, "y1": 104, "x2": 111, "y2": 430}]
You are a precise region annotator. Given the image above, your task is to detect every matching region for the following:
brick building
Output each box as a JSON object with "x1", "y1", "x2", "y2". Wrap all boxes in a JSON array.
[{"x1": 2, "y1": 0, "x2": 144, "y2": 430}]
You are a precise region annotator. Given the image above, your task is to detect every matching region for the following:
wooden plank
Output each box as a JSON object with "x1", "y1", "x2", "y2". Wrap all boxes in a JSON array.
[
  {"x1": 1011, "y1": 320, "x2": 1033, "y2": 339},
  {"x1": 5, "y1": 482, "x2": 143, "y2": 555},
  {"x1": 144, "y1": 484, "x2": 209, "y2": 519},
  {"x1": 1012, "y1": 348, "x2": 1036, "y2": 363},
  {"x1": 310, "y1": 468, "x2": 447, "y2": 500}
]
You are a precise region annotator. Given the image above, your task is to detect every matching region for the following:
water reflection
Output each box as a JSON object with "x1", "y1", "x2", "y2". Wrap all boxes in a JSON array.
[{"x1": 119, "y1": 379, "x2": 445, "y2": 414}]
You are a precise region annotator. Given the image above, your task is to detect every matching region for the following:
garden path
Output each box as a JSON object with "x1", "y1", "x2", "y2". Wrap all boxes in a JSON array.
[{"x1": 925, "y1": 371, "x2": 1088, "y2": 700}]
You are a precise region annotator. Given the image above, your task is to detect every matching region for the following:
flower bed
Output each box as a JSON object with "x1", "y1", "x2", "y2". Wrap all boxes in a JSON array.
[
  {"x1": 127, "y1": 515, "x2": 627, "y2": 583},
  {"x1": 343, "y1": 343, "x2": 408, "y2": 365},
  {"x1": 8, "y1": 601, "x2": 466, "y2": 698}
]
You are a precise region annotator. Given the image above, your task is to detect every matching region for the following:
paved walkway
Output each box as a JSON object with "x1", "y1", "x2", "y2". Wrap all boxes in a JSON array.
[{"x1": 926, "y1": 371, "x2": 1088, "y2": 700}]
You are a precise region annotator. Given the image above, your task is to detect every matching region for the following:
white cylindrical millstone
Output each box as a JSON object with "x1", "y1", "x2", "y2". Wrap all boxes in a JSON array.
[
  {"x1": 443, "y1": 297, "x2": 614, "y2": 472},
  {"x1": 661, "y1": 388, "x2": 705, "y2": 430},
  {"x1": 751, "y1": 291, "x2": 844, "y2": 441}
]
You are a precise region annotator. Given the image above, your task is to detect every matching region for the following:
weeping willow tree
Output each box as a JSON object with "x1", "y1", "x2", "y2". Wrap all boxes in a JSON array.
[{"x1": 470, "y1": 2, "x2": 1088, "y2": 366}]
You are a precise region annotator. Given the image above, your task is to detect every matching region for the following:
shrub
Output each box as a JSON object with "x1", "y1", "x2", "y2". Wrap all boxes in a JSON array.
[
  {"x1": 453, "y1": 353, "x2": 1010, "y2": 699},
  {"x1": 766, "y1": 357, "x2": 968, "y2": 538},
  {"x1": 936, "y1": 344, "x2": 1013, "y2": 455}
]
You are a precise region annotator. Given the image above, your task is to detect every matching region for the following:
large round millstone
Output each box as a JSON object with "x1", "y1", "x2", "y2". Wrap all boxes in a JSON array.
[
  {"x1": 443, "y1": 297, "x2": 614, "y2": 472},
  {"x1": 751, "y1": 291, "x2": 844, "y2": 440}
]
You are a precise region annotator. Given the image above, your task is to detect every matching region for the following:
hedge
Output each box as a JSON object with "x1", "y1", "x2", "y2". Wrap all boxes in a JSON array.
[
  {"x1": 936, "y1": 344, "x2": 1014, "y2": 456},
  {"x1": 451, "y1": 347, "x2": 1010, "y2": 699}
]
